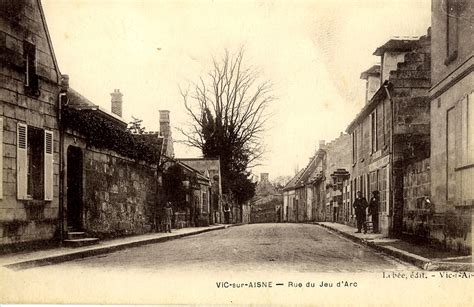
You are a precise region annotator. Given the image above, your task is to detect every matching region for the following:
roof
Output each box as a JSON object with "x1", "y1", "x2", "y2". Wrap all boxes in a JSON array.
[
  {"x1": 283, "y1": 149, "x2": 325, "y2": 191},
  {"x1": 283, "y1": 168, "x2": 306, "y2": 191},
  {"x1": 67, "y1": 88, "x2": 128, "y2": 129},
  {"x1": 360, "y1": 65, "x2": 381, "y2": 80},
  {"x1": 177, "y1": 161, "x2": 211, "y2": 184},
  {"x1": 346, "y1": 81, "x2": 388, "y2": 133},
  {"x1": 373, "y1": 37, "x2": 420, "y2": 56}
]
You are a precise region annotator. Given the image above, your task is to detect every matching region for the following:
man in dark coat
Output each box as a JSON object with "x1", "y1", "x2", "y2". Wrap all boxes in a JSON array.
[
  {"x1": 353, "y1": 191, "x2": 368, "y2": 233},
  {"x1": 369, "y1": 191, "x2": 380, "y2": 233}
]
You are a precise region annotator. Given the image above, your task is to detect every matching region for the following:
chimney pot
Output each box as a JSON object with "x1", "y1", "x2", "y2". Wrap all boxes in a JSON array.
[{"x1": 110, "y1": 89, "x2": 123, "y2": 117}]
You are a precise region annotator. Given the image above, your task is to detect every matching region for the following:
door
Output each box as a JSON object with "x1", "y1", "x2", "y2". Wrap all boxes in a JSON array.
[{"x1": 67, "y1": 146, "x2": 83, "y2": 230}]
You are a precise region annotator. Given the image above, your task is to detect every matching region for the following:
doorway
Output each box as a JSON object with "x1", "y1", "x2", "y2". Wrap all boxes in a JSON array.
[{"x1": 67, "y1": 146, "x2": 83, "y2": 230}]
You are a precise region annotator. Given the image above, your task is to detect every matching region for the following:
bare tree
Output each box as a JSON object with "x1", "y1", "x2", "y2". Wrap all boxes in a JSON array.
[
  {"x1": 179, "y1": 48, "x2": 274, "y2": 203},
  {"x1": 179, "y1": 48, "x2": 273, "y2": 167}
]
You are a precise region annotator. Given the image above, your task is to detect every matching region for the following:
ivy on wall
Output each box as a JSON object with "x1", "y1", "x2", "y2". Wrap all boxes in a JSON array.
[{"x1": 62, "y1": 106, "x2": 162, "y2": 164}]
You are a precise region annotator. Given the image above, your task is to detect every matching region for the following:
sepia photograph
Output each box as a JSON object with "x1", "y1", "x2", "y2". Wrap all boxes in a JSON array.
[{"x1": 0, "y1": 0, "x2": 473, "y2": 305}]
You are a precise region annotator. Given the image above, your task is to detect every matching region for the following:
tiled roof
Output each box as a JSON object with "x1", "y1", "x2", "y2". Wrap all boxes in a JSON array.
[
  {"x1": 283, "y1": 168, "x2": 306, "y2": 191},
  {"x1": 67, "y1": 88, "x2": 128, "y2": 129},
  {"x1": 373, "y1": 37, "x2": 420, "y2": 56},
  {"x1": 360, "y1": 64, "x2": 381, "y2": 80}
]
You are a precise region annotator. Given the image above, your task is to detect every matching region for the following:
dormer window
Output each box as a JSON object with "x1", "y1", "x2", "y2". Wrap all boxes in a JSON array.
[{"x1": 23, "y1": 41, "x2": 39, "y2": 96}]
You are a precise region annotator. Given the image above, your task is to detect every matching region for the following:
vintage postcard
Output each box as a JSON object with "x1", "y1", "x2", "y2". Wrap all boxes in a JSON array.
[{"x1": 0, "y1": 0, "x2": 473, "y2": 305}]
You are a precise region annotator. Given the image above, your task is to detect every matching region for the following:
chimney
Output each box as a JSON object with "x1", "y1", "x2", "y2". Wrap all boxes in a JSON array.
[
  {"x1": 110, "y1": 89, "x2": 123, "y2": 117},
  {"x1": 360, "y1": 65, "x2": 381, "y2": 105},
  {"x1": 159, "y1": 110, "x2": 174, "y2": 157},
  {"x1": 319, "y1": 140, "x2": 326, "y2": 150},
  {"x1": 260, "y1": 173, "x2": 269, "y2": 183}
]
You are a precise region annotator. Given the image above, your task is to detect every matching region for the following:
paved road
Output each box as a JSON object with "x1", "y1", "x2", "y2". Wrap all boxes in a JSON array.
[
  {"x1": 30, "y1": 223, "x2": 414, "y2": 273},
  {"x1": 2, "y1": 224, "x2": 421, "y2": 303}
]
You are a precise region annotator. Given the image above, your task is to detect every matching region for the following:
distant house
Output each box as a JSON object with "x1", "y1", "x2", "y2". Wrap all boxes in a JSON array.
[
  {"x1": 250, "y1": 173, "x2": 283, "y2": 223},
  {"x1": 346, "y1": 34, "x2": 431, "y2": 236},
  {"x1": 282, "y1": 168, "x2": 305, "y2": 222},
  {"x1": 0, "y1": 0, "x2": 62, "y2": 248},
  {"x1": 429, "y1": 0, "x2": 473, "y2": 252},
  {"x1": 323, "y1": 134, "x2": 351, "y2": 224},
  {"x1": 178, "y1": 158, "x2": 222, "y2": 224}
]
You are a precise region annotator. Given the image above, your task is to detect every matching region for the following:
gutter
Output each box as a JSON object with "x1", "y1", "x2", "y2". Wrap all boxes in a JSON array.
[
  {"x1": 58, "y1": 87, "x2": 68, "y2": 244},
  {"x1": 383, "y1": 82, "x2": 395, "y2": 235}
]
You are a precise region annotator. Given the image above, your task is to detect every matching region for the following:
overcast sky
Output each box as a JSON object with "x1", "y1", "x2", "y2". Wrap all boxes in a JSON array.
[{"x1": 42, "y1": 0, "x2": 431, "y2": 180}]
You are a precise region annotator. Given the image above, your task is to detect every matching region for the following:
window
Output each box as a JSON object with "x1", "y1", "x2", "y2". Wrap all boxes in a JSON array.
[
  {"x1": 202, "y1": 190, "x2": 208, "y2": 213},
  {"x1": 445, "y1": 0, "x2": 466, "y2": 63},
  {"x1": 352, "y1": 131, "x2": 357, "y2": 163},
  {"x1": 461, "y1": 92, "x2": 474, "y2": 166},
  {"x1": 369, "y1": 171, "x2": 378, "y2": 196},
  {"x1": 27, "y1": 127, "x2": 44, "y2": 199},
  {"x1": 0, "y1": 117, "x2": 3, "y2": 198},
  {"x1": 378, "y1": 167, "x2": 388, "y2": 212},
  {"x1": 17, "y1": 124, "x2": 53, "y2": 200},
  {"x1": 370, "y1": 110, "x2": 377, "y2": 153},
  {"x1": 23, "y1": 41, "x2": 39, "y2": 96}
]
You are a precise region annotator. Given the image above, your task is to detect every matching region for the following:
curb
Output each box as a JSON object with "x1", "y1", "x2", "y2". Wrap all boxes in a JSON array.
[
  {"x1": 315, "y1": 222, "x2": 432, "y2": 270},
  {"x1": 4, "y1": 225, "x2": 228, "y2": 271},
  {"x1": 315, "y1": 222, "x2": 472, "y2": 272}
]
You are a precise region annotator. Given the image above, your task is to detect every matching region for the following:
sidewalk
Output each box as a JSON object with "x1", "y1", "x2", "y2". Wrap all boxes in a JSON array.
[
  {"x1": 315, "y1": 222, "x2": 473, "y2": 271},
  {"x1": 0, "y1": 224, "x2": 230, "y2": 270}
]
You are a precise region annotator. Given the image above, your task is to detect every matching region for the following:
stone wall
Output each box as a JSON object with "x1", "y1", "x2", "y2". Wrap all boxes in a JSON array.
[
  {"x1": 0, "y1": 0, "x2": 61, "y2": 247},
  {"x1": 402, "y1": 158, "x2": 431, "y2": 238},
  {"x1": 83, "y1": 148, "x2": 157, "y2": 238}
]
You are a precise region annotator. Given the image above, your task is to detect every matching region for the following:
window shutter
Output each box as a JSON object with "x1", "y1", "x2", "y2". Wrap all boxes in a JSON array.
[
  {"x1": 0, "y1": 117, "x2": 3, "y2": 199},
  {"x1": 17, "y1": 123, "x2": 28, "y2": 199},
  {"x1": 44, "y1": 130, "x2": 54, "y2": 201}
]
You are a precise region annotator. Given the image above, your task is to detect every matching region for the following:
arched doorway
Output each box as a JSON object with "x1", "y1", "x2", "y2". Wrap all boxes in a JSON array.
[{"x1": 67, "y1": 146, "x2": 83, "y2": 230}]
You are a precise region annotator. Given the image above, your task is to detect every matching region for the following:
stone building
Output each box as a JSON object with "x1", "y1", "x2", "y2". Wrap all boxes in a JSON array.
[
  {"x1": 282, "y1": 136, "x2": 351, "y2": 224},
  {"x1": 346, "y1": 34, "x2": 431, "y2": 236},
  {"x1": 0, "y1": 0, "x2": 61, "y2": 248},
  {"x1": 61, "y1": 86, "x2": 163, "y2": 242},
  {"x1": 250, "y1": 173, "x2": 283, "y2": 223},
  {"x1": 324, "y1": 134, "x2": 351, "y2": 223},
  {"x1": 282, "y1": 168, "x2": 304, "y2": 222},
  {"x1": 428, "y1": 0, "x2": 473, "y2": 252},
  {"x1": 177, "y1": 158, "x2": 221, "y2": 224}
]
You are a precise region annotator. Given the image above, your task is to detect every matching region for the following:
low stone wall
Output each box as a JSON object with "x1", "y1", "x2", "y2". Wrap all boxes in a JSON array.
[
  {"x1": 83, "y1": 148, "x2": 157, "y2": 238},
  {"x1": 402, "y1": 158, "x2": 471, "y2": 254}
]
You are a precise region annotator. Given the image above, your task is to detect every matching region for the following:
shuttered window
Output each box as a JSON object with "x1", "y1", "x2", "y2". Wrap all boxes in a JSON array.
[
  {"x1": 17, "y1": 123, "x2": 28, "y2": 199},
  {"x1": 44, "y1": 130, "x2": 53, "y2": 201},
  {"x1": 17, "y1": 124, "x2": 53, "y2": 201}
]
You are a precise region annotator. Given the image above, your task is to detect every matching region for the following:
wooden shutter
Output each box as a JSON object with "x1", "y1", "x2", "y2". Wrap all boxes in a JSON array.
[
  {"x1": 44, "y1": 130, "x2": 54, "y2": 201},
  {"x1": 17, "y1": 123, "x2": 28, "y2": 199},
  {"x1": 0, "y1": 117, "x2": 3, "y2": 199}
]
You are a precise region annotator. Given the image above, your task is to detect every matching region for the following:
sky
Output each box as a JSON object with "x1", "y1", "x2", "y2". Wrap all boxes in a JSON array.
[{"x1": 41, "y1": 0, "x2": 431, "y2": 180}]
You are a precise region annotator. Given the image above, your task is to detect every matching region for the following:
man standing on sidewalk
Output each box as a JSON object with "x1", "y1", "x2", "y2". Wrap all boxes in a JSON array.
[
  {"x1": 164, "y1": 202, "x2": 173, "y2": 233},
  {"x1": 369, "y1": 191, "x2": 380, "y2": 233},
  {"x1": 353, "y1": 191, "x2": 368, "y2": 233}
]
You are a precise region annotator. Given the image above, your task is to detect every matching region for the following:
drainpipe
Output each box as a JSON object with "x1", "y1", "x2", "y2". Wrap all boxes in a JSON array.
[
  {"x1": 384, "y1": 82, "x2": 395, "y2": 236},
  {"x1": 58, "y1": 90, "x2": 67, "y2": 244}
]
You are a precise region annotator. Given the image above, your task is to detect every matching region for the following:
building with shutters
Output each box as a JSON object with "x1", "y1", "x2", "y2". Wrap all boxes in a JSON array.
[
  {"x1": 428, "y1": 0, "x2": 473, "y2": 252},
  {"x1": 0, "y1": 0, "x2": 61, "y2": 248}
]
